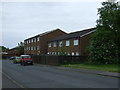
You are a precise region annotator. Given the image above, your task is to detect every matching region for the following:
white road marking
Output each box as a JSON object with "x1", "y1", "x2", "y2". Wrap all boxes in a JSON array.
[{"x1": 0, "y1": 71, "x2": 25, "y2": 88}]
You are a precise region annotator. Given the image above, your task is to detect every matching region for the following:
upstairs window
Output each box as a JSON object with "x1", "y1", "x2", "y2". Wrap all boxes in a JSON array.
[
  {"x1": 66, "y1": 40, "x2": 70, "y2": 46},
  {"x1": 59, "y1": 41, "x2": 63, "y2": 47},
  {"x1": 29, "y1": 40, "x2": 31, "y2": 43},
  {"x1": 53, "y1": 42, "x2": 57, "y2": 47},
  {"x1": 74, "y1": 39, "x2": 79, "y2": 45},
  {"x1": 34, "y1": 38, "x2": 36, "y2": 42},
  {"x1": 48, "y1": 43, "x2": 51, "y2": 47},
  {"x1": 31, "y1": 39, "x2": 33, "y2": 43},
  {"x1": 37, "y1": 37, "x2": 39, "y2": 42}
]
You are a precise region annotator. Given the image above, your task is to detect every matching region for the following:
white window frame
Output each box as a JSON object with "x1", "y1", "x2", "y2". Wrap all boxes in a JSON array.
[
  {"x1": 34, "y1": 46, "x2": 36, "y2": 50},
  {"x1": 54, "y1": 52, "x2": 56, "y2": 55},
  {"x1": 58, "y1": 52, "x2": 60, "y2": 55},
  {"x1": 31, "y1": 47, "x2": 33, "y2": 50},
  {"x1": 67, "y1": 52, "x2": 70, "y2": 56},
  {"x1": 29, "y1": 40, "x2": 31, "y2": 43},
  {"x1": 34, "y1": 38, "x2": 36, "y2": 42},
  {"x1": 66, "y1": 40, "x2": 70, "y2": 46},
  {"x1": 37, "y1": 46, "x2": 39, "y2": 50},
  {"x1": 53, "y1": 42, "x2": 57, "y2": 47},
  {"x1": 31, "y1": 39, "x2": 33, "y2": 43},
  {"x1": 59, "y1": 41, "x2": 63, "y2": 47},
  {"x1": 74, "y1": 39, "x2": 79, "y2": 46},
  {"x1": 72, "y1": 52, "x2": 74, "y2": 56},
  {"x1": 37, "y1": 37, "x2": 39, "y2": 42},
  {"x1": 76, "y1": 52, "x2": 79, "y2": 56},
  {"x1": 48, "y1": 43, "x2": 51, "y2": 47}
]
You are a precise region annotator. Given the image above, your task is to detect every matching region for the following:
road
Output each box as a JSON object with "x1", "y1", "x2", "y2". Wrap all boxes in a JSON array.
[{"x1": 2, "y1": 60, "x2": 119, "y2": 88}]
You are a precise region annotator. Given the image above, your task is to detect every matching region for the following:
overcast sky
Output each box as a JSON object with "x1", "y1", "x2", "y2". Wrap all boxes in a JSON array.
[{"x1": 1, "y1": 1, "x2": 105, "y2": 49}]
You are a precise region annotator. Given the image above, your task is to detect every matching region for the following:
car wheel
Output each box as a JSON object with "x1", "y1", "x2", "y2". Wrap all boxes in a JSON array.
[
  {"x1": 20, "y1": 63, "x2": 23, "y2": 65},
  {"x1": 23, "y1": 63, "x2": 26, "y2": 66}
]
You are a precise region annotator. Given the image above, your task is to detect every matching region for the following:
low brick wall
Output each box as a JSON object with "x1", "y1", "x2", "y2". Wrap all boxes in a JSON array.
[{"x1": 32, "y1": 55, "x2": 87, "y2": 65}]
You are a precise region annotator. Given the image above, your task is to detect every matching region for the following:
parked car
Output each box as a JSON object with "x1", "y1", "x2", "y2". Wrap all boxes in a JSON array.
[
  {"x1": 20, "y1": 55, "x2": 33, "y2": 66},
  {"x1": 13, "y1": 56, "x2": 20, "y2": 64},
  {"x1": 9, "y1": 56, "x2": 15, "y2": 60}
]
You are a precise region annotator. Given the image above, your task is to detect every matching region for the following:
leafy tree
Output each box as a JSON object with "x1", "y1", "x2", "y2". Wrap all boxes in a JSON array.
[
  {"x1": 17, "y1": 42, "x2": 24, "y2": 55},
  {"x1": 88, "y1": 1, "x2": 120, "y2": 64},
  {"x1": 0, "y1": 46, "x2": 9, "y2": 52}
]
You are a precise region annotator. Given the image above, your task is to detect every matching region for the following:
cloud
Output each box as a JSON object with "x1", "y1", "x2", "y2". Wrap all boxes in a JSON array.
[{"x1": 2, "y1": 2, "x2": 101, "y2": 48}]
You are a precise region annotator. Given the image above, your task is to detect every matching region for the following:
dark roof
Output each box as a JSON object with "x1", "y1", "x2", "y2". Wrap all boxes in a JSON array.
[
  {"x1": 25, "y1": 28, "x2": 66, "y2": 40},
  {"x1": 48, "y1": 28, "x2": 96, "y2": 42}
]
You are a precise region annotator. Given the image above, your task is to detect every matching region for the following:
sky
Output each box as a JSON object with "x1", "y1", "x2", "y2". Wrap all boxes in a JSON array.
[{"x1": 1, "y1": 0, "x2": 110, "y2": 49}]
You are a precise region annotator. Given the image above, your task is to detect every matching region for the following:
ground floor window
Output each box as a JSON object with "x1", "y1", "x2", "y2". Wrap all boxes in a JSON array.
[
  {"x1": 67, "y1": 52, "x2": 70, "y2": 56},
  {"x1": 72, "y1": 52, "x2": 74, "y2": 56},
  {"x1": 76, "y1": 52, "x2": 79, "y2": 56}
]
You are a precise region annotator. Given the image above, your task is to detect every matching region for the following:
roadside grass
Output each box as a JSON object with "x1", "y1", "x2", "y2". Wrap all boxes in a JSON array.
[{"x1": 58, "y1": 63, "x2": 119, "y2": 73}]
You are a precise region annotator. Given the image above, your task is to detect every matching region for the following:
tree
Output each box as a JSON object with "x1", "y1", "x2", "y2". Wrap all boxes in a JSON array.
[
  {"x1": 0, "y1": 46, "x2": 9, "y2": 52},
  {"x1": 88, "y1": 1, "x2": 120, "y2": 64},
  {"x1": 17, "y1": 42, "x2": 24, "y2": 55}
]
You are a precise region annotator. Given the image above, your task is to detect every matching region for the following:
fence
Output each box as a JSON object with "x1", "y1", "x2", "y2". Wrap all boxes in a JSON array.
[{"x1": 32, "y1": 55, "x2": 87, "y2": 65}]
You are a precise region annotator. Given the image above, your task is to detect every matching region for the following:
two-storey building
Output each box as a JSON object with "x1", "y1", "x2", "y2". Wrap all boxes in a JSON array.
[
  {"x1": 47, "y1": 28, "x2": 96, "y2": 56},
  {"x1": 24, "y1": 28, "x2": 67, "y2": 55}
]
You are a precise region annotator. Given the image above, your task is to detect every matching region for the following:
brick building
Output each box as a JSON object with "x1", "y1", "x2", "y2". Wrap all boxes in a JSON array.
[
  {"x1": 24, "y1": 28, "x2": 67, "y2": 55},
  {"x1": 47, "y1": 28, "x2": 96, "y2": 56},
  {"x1": 8, "y1": 47, "x2": 19, "y2": 56}
]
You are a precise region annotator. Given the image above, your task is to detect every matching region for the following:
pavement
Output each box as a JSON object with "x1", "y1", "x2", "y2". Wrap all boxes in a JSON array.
[{"x1": 35, "y1": 64, "x2": 119, "y2": 78}]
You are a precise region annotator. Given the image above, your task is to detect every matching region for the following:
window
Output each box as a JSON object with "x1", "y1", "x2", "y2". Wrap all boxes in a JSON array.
[
  {"x1": 52, "y1": 52, "x2": 54, "y2": 55},
  {"x1": 48, "y1": 43, "x2": 51, "y2": 47},
  {"x1": 37, "y1": 46, "x2": 39, "y2": 50},
  {"x1": 29, "y1": 47, "x2": 31, "y2": 50},
  {"x1": 74, "y1": 40, "x2": 79, "y2": 45},
  {"x1": 34, "y1": 38, "x2": 36, "y2": 42},
  {"x1": 54, "y1": 52, "x2": 56, "y2": 55},
  {"x1": 66, "y1": 40, "x2": 70, "y2": 46},
  {"x1": 31, "y1": 47, "x2": 33, "y2": 50},
  {"x1": 29, "y1": 40, "x2": 30, "y2": 43},
  {"x1": 53, "y1": 42, "x2": 57, "y2": 47},
  {"x1": 65, "y1": 52, "x2": 67, "y2": 55},
  {"x1": 58, "y1": 52, "x2": 60, "y2": 55},
  {"x1": 59, "y1": 41, "x2": 62, "y2": 47},
  {"x1": 47, "y1": 52, "x2": 49, "y2": 54},
  {"x1": 34, "y1": 46, "x2": 36, "y2": 50},
  {"x1": 31, "y1": 39, "x2": 33, "y2": 43},
  {"x1": 72, "y1": 52, "x2": 74, "y2": 56},
  {"x1": 24, "y1": 41, "x2": 26, "y2": 44},
  {"x1": 67, "y1": 52, "x2": 70, "y2": 56},
  {"x1": 76, "y1": 52, "x2": 79, "y2": 56},
  {"x1": 37, "y1": 37, "x2": 39, "y2": 42}
]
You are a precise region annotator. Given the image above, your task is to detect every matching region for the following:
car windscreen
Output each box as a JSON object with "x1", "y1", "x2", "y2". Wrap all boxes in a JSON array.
[
  {"x1": 16, "y1": 57, "x2": 20, "y2": 59},
  {"x1": 23, "y1": 56, "x2": 31, "y2": 59}
]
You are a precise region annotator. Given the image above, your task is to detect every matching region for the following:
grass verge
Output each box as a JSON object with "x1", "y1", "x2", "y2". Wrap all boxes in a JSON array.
[{"x1": 58, "y1": 63, "x2": 119, "y2": 73}]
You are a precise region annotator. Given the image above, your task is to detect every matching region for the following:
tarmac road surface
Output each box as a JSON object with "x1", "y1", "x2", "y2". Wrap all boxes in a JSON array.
[{"x1": 2, "y1": 60, "x2": 119, "y2": 88}]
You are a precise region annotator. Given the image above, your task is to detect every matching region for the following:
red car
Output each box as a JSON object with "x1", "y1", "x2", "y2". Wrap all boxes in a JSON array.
[{"x1": 20, "y1": 55, "x2": 33, "y2": 66}]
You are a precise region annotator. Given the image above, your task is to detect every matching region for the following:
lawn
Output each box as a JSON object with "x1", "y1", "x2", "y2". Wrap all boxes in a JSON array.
[{"x1": 59, "y1": 63, "x2": 119, "y2": 73}]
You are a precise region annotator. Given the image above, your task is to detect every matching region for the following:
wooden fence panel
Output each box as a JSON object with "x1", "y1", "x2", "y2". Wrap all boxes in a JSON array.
[{"x1": 32, "y1": 55, "x2": 87, "y2": 65}]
